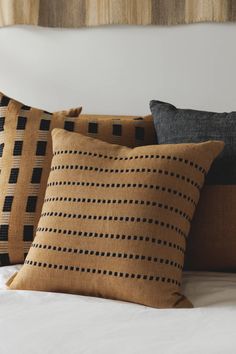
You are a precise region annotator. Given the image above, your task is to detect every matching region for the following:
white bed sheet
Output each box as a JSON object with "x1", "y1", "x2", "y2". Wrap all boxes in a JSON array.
[{"x1": 1, "y1": 265, "x2": 236, "y2": 354}]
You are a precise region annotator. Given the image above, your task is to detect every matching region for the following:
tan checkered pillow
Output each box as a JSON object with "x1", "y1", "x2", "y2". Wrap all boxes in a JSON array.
[
  {"x1": 0, "y1": 93, "x2": 156, "y2": 266},
  {"x1": 78, "y1": 114, "x2": 156, "y2": 147},
  {"x1": 0, "y1": 92, "x2": 82, "y2": 265},
  {"x1": 8, "y1": 129, "x2": 223, "y2": 308}
]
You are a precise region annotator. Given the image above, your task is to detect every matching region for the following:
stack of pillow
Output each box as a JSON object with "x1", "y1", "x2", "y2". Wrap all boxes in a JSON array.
[
  {"x1": 1, "y1": 91, "x2": 234, "y2": 308},
  {"x1": 150, "y1": 100, "x2": 236, "y2": 272}
]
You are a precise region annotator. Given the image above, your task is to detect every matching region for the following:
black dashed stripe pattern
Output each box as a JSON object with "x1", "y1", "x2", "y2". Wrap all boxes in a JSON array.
[
  {"x1": 31, "y1": 243, "x2": 183, "y2": 270},
  {"x1": 44, "y1": 196, "x2": 192, "y2": 222},
  {"x1": 40, "y1": 211, "x2": 187, "y2": 239},
  {"x1": 36, "y1": 227, "x2": 185, "y2": 254},
  {"x1": 25, "y1": 259, "x2": 181, "y2": 286},
  {"x1": 47, "y1": 180, "x2": 197, "y2": 206},
  {"x1": 53, "y1": 149, "x2": 206, "y2": 174},
  {"x1": 50, "y1": 164, "x2": 202, "y2": 190}
]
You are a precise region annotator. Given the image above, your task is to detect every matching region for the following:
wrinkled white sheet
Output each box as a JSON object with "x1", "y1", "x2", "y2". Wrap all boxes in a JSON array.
[{"x1": 1, "y1": 265, "x2": 236, "y2": 354}]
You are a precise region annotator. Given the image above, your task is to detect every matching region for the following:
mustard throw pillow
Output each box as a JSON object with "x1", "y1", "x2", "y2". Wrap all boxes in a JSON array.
[{"x1": 8, "y1": 129, "x2": 223, "y2": 308}]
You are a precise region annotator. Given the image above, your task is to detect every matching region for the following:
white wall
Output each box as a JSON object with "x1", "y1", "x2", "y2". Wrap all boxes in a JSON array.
[{"x1": 0, "y1": 23, "x2": 236, "y2": 115}]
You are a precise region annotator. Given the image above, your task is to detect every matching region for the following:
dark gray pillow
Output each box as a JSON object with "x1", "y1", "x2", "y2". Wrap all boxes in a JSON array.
[{"x1": 150, "y1": 100, "x2": 236, "y2": 185}]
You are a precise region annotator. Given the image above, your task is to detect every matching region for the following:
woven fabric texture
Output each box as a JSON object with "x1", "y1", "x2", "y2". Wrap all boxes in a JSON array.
[
  {"x1": 150, "y1": 99, "x2": 236, "y2": 271},
  {"x1": 78, "y1": 114, "x2": 156, "y2": 147},
  {"x1": 8, "y1": 129, "x2": 223, "y2": 308},
  {"x1": 0, "y1": 92, "x2": 82, "y2": 266},
  {"x1": 0, "y1": 93, "x2": 154, "y2": 266}
]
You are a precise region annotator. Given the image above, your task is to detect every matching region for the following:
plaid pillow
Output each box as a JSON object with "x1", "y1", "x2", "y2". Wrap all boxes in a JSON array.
[{"x1": 0, "y1": 92, "x2": 82, "y2": 265}]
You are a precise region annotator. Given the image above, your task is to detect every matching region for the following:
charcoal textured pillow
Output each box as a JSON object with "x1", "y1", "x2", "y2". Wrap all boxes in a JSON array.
[
  {"x1": 0, "y1": 92, "x2": 82, "y2": 266},
  {"x1": 7, "y1": 129, "x2": 223, "y2": 308},
  {"x1": 150, "y1": 100, "x2": 235, "y2": 271}
]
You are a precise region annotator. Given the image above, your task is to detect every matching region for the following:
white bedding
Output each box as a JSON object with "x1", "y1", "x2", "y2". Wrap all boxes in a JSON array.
[{"x1": 0, "y1": 265, "x2": 236, "y2": 354}]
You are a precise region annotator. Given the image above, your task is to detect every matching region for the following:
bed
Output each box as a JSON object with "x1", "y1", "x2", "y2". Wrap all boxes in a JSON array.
[
  {"x1": 1, "y1": 16, "x2": 236, "y2": 354},
  {"x1": 1, "y1": 265, "x2": 236, "y2": 354}
]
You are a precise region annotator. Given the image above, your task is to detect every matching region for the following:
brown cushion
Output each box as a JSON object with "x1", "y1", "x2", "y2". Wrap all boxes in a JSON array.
[
  {"x1": 0, "y1": 92, "x2": 82, "y2": 266},
  {"x1": 150, "y1": 100, "x2": 236, "y2": 271},
  {"x1": 8, "y1": 129, "x2": 223, "y2": 308},
  {"x1": 185, "y1": 185, "x2": 236, "y2": 271},
  {"x1": 0, "y1": 96, "x2": 155, "y2": 266},
  {"x1": 78, "y1": 114, "x2": 157, "y2": 147}
]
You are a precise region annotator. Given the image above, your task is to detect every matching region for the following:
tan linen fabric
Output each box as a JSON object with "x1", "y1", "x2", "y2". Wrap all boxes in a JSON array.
[
  {"x1": 8, "y1": 129, "x2": 223, "y2": 308},
  {"x1": 0, "y1": 92, "x2": 82, "y2": 265},
  {"x1": 0, "y1": 0, "x2": 235, "y2": 27},
  {"x1": 78, "y1": 114, "x2": 156, "y2": 147},
  {"x1": 0, "y1": 93, "x2": 154, "y2": 266}
]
